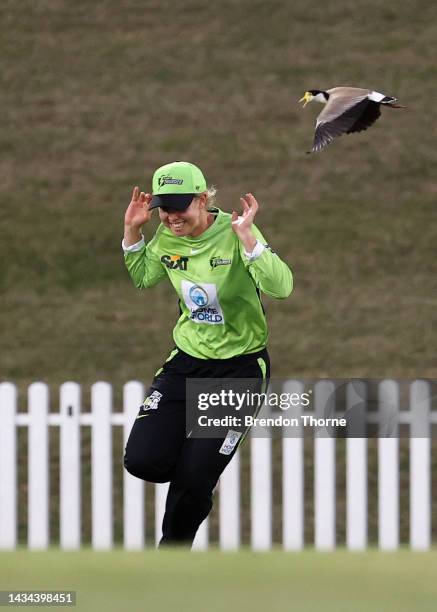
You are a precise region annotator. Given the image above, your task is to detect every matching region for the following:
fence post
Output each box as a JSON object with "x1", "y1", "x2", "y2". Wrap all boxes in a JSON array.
[
  {"x1": 219, "y1": 452, "x2": 240, "y2": 551},
  {"x1": 346, "y1": 381, "x2": 367, "y2": 550},
  {"x1": 0, "y1": 383, "x2": 17, "y2": 550},
  {"x1": 282, "y1": 380, "x2": 304, "y2": 550},
  {"x1": 155, "y1": 482, "x2": 169, "y2": 546},
  {"x1": 123, "y1": 381, "x2": 145, "y2": 550},
  {"x1": 60, "y1": 382, "x2": 81, "y2": 550},
  {"x1": 410, "y1": 380, "x2": 431, "y2": 550},
  {"x1": 91, "y1": 382, "x2": 113, "y2": 550},
  {"x1": 251, "y1": 436, "x2": 272, "y2": 550},
  {"x1": 28, "y1": 383, "x2": 49, "y2": 549},
  {"x1": 378, "y1": 380, "x2": 399, "y2": 550},
  {"x1": 314, "y1": 381, "x2": 336, "y2": 551}
]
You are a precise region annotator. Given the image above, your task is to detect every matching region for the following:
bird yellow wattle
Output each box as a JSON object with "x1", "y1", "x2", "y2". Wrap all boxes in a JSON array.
[{"x1": 299, "y1": 92, "x2": 313, "y2": 107}]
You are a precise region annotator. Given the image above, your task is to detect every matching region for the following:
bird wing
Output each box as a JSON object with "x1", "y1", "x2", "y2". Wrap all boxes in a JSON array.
[
  {"x1": 347, "y1": 101, "x2": 381, "y2": 133},
  {"x1": 326, "y1": 87, "x2": 371, "y2": 97},
  {"x1": 317, "y1": 91, "x2": 369, "y2": 126},
  {"x1": 312, "y1": 96, "x2": 372, "y2": 153}
]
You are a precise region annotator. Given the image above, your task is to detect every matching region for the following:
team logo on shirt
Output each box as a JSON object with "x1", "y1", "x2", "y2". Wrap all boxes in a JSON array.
[
  {"x1": 139, "y1": 390, "x2": 163, "y2": 413},
  {"x1": 161, "y1": 254, "x2": 189, "y2": 270},
  {"x1": 181, "y1": 281, "x2": 225, "y2": 325},
  {"x1": 210, "y1": 257, "x2": 232, "y2": 269}
]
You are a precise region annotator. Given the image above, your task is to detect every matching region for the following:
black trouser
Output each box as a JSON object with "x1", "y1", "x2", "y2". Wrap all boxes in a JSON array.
[{"x1": 124, "y1": 347, "x2": 270, "y2": 548}]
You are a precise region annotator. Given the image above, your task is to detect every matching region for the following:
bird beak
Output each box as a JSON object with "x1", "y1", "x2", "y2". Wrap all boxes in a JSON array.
[{"x1": 299, "y1": 92, "x2": 312, "y2": 107}]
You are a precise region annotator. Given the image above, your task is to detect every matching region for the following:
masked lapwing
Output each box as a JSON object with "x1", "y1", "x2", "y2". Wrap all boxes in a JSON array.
[{"x1": 300, "y1": 87, "x2": 405, "y2": 153}]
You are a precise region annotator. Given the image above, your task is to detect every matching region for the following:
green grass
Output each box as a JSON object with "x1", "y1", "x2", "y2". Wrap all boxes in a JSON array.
[
  {"x1": 1, "y1": 549, "x2": 436, "y2": 612},
  {"x1": 2, "y1": 0, "x2": 437, "y2": 552}
]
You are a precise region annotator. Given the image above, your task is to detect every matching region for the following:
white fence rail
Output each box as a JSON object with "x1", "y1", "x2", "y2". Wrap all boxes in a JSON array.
[{"x1": 0, "y1": 380, "x2": 434, "y2": 551}]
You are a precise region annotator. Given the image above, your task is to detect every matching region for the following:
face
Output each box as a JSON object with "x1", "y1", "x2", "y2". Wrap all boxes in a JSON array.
[{"x1": 158, "y1": 194, "x2": 209, "y2": 237}]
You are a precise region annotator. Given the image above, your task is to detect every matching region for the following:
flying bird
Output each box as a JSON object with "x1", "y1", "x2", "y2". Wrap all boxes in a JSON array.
[{"x1": 299, "y1": 87, "x2": 405, "y2": 153}]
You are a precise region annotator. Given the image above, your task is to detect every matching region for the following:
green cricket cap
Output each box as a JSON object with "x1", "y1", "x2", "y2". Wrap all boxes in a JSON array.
[{"x1": 150, "y1": 161, "x2": 207, "y2": 210}]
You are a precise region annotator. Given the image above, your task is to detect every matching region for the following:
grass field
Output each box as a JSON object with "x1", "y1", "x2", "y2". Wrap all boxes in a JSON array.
[
  {"x1": 1, "y1": 0, "x2": 437, "y2": 557},
  {"x1": 1, "y1": 549, "x2": 437, "y2": 612}
]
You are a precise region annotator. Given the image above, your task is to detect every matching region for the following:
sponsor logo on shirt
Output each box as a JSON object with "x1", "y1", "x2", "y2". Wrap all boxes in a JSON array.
[
  {"x1": 161, "y1": 254, "x2": 189, "y2": 270},
  {"x1": 210, "y1": 257, "x2": 232, "y2": 269},
  {"x1": 264, "y1": 244, "x2": 276, "y2": 254},
  {"x1": 189, "y1": 285, "x2": 209, "y2": 307},
  {"x1": 181, "y1": 281, "x2": 225, "y2": 325},
  {"x1": 219, "y1": 430, "x2": 242, "y2": 455}
]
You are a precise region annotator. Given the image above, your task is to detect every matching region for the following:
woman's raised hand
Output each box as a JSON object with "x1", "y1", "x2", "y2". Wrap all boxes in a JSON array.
[
  {"x1": 231, "y1": 193, "x2": 259, "y2": 235},
  {"x1": 124, "y1": 186, "x2": 153, "y2": 229}
]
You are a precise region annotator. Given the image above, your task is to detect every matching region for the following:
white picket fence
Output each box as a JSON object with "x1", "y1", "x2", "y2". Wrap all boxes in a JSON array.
[{"x1": 0, "y1": 380, "x2": 434, "y2": 551}]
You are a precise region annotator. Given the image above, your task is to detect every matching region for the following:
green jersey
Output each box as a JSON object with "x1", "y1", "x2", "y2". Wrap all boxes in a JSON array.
[{"x1": 123, "y1": 208, "x2": 292, "y2": 359}]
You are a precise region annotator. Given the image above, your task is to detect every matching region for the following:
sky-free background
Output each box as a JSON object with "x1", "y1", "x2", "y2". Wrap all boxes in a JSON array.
[
  {"x1": 2, "y1": 0, "x2": 436, "y2": 393},
  {"x1": 1, "y1": 0, "x2": 437, "y2": 548}
]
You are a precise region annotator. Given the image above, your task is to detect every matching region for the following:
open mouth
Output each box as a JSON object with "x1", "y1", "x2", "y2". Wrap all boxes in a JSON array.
[{"x1": 169, "y1": 221, "x2": 184, "y2": 230}]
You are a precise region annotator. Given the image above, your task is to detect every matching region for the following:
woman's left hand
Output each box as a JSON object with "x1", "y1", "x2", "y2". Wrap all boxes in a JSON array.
[{"x1": 231, "y1": 193, "x2": 258, "y2": 251}]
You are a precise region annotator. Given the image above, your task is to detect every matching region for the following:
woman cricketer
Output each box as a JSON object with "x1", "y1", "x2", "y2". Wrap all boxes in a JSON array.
[{"x1": 122, "y1": 161, "x2": 293, "y2": 547}]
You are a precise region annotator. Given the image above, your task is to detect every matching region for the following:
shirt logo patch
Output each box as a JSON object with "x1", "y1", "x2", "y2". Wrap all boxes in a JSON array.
[
  {"x1": 210, "y1": 257, "x2": 232, "y2": 269},
  {"x1": 161, "y1": 254, "x2": 189, "y2": 270},
  {"x1": 189, "y1": 285, "x2": 209, "y2": 307},
  {"x1": 181, "y1": 281, "x2": 225, "y2": 325},
  {"x1": 140, "y1": 390, "x2": 163, "y2": 411},
  {"x1": 219, "y1": 430, "x2": 242, "y2": 455}
]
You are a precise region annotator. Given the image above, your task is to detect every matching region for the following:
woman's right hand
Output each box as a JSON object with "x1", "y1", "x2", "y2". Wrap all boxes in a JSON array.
[{"x1": 124, "y1": 186, "x2": 153, "y2": 229}]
